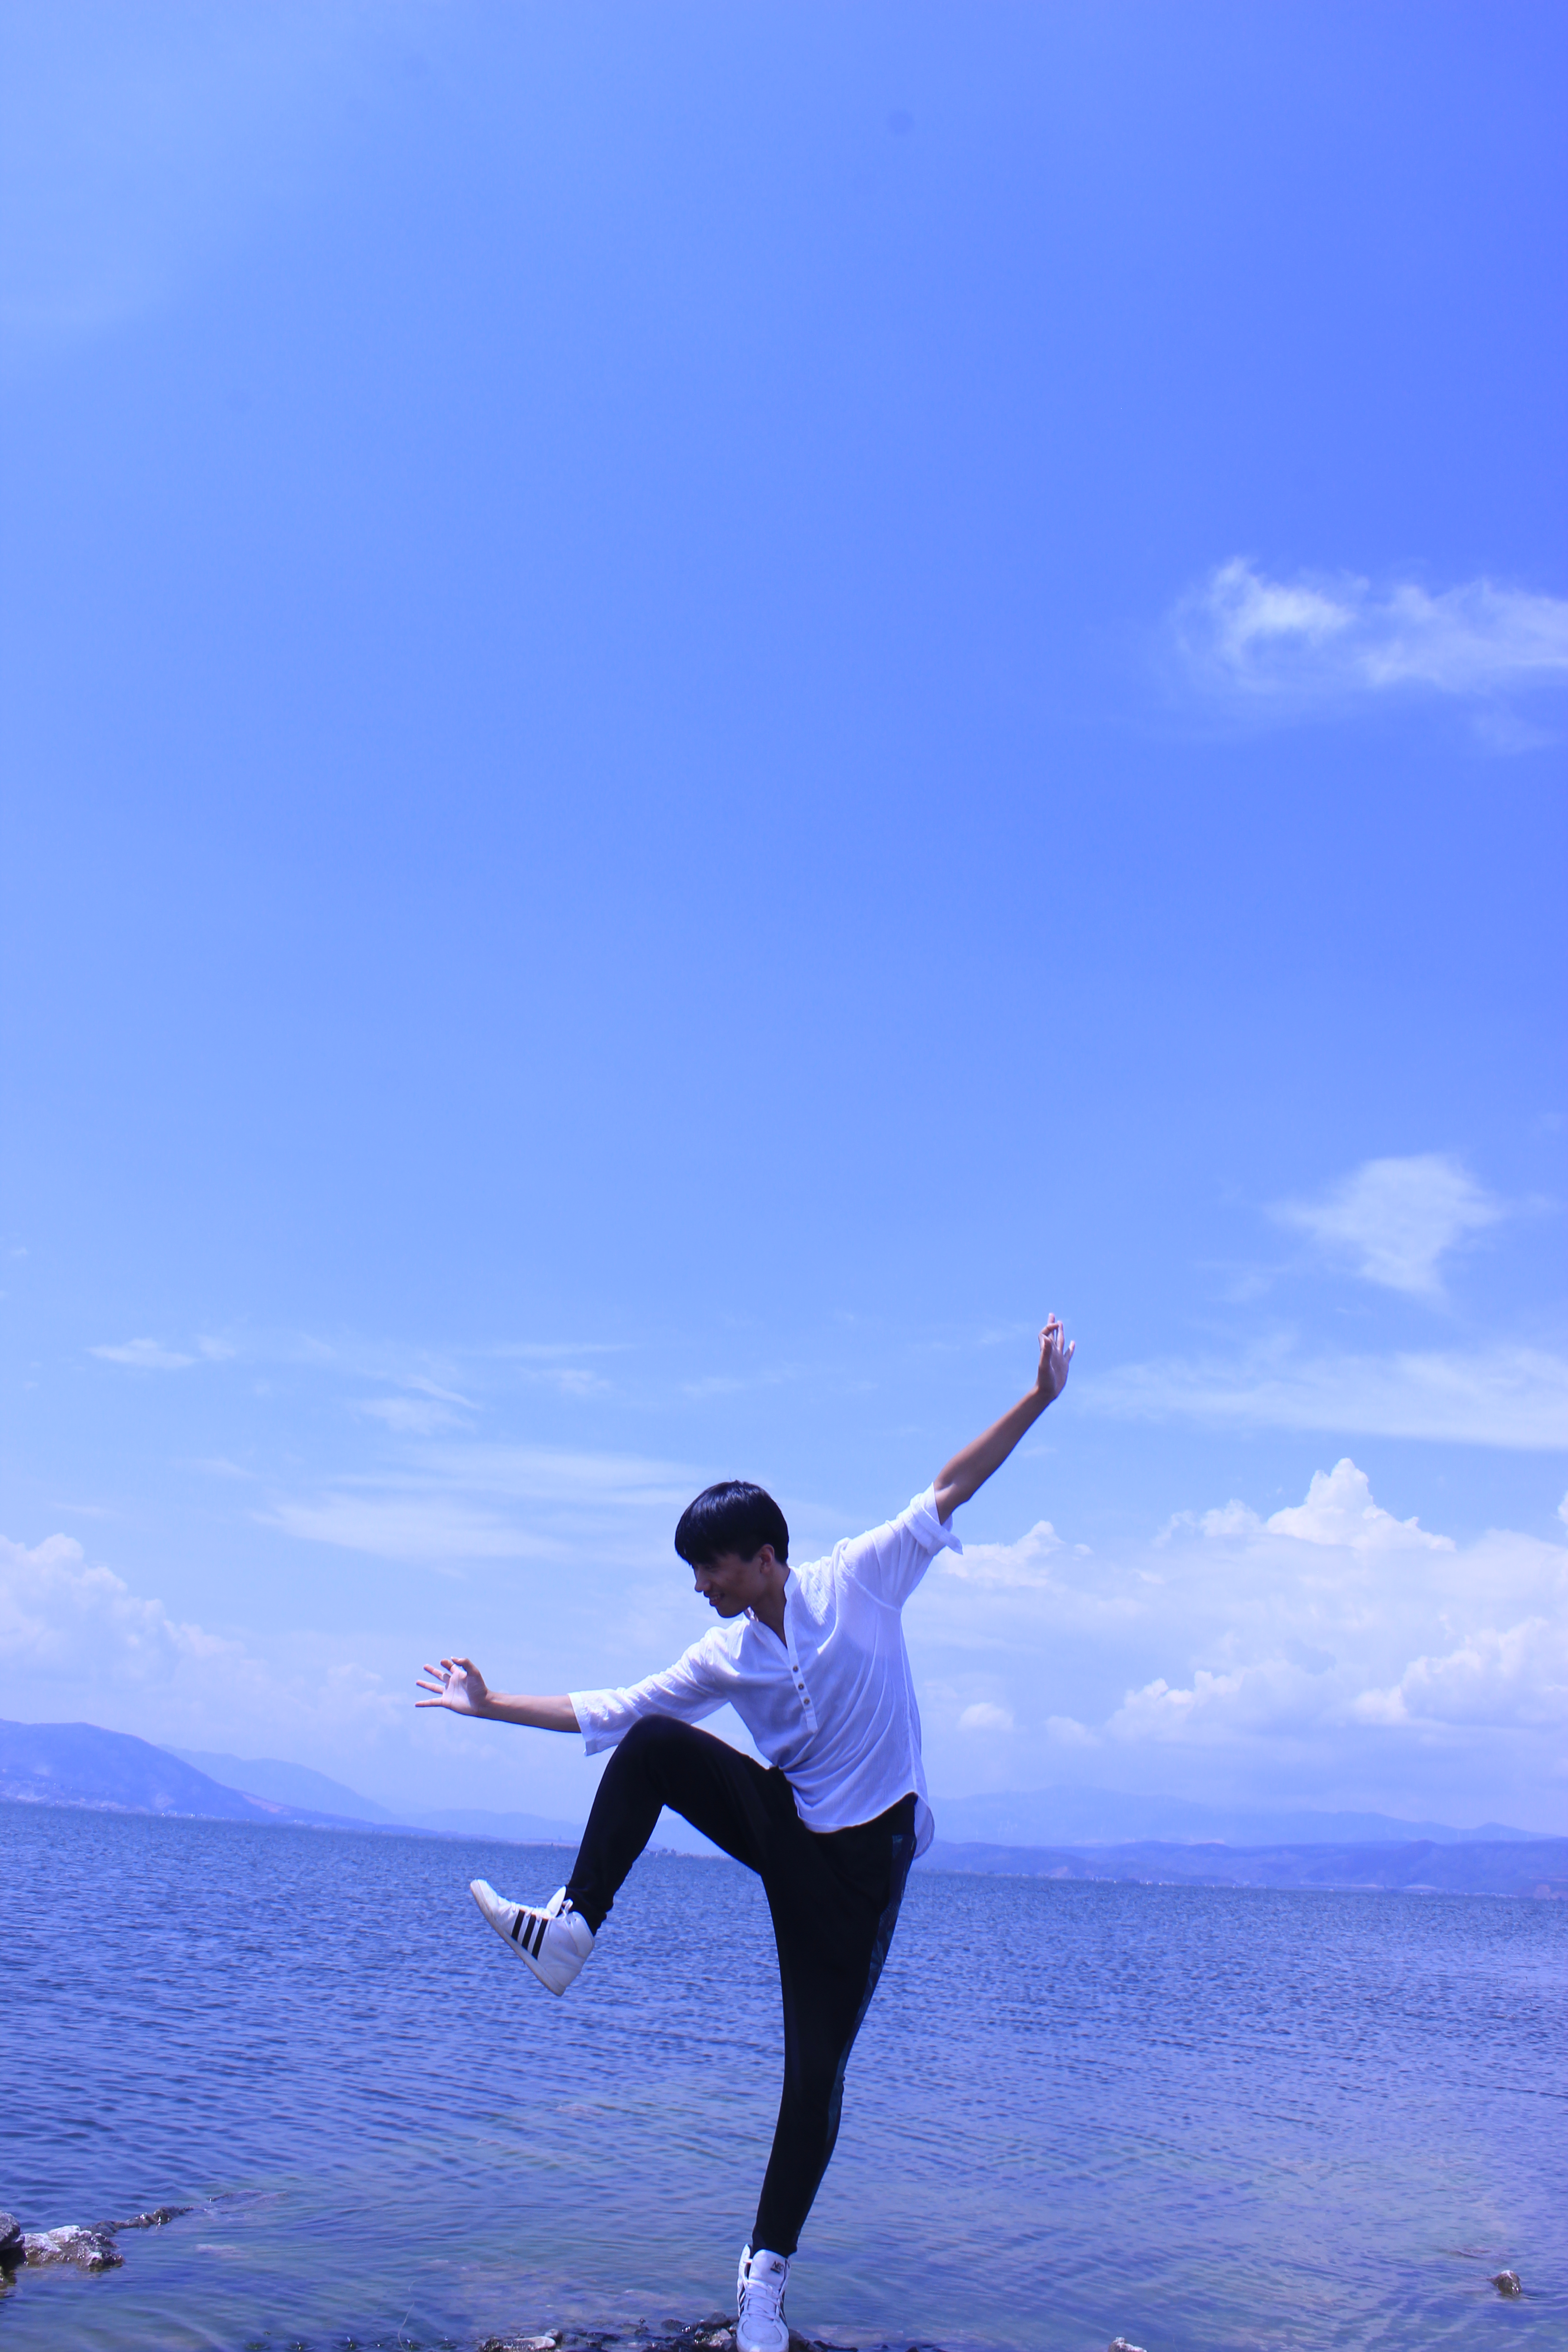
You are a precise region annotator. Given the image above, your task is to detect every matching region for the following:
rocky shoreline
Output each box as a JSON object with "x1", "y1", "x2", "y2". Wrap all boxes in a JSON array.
[
  {"x1": 0, "y1": 2203, "x2": 1528, "y2": 2344},
  {"x1": 475, "y1": 2327, "x2": 952, "y2": 2352},
  {"x1": 0, "y1": 2208, "x2": 1142, "y2": 2348},
  {"x1": 0, "y1": 2203, "x2": 195, "y2": 2275}
]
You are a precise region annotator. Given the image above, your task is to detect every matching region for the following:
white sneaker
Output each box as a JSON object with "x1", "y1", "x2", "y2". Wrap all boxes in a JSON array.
[
  {"x1": 736, "y1": 2243, "x2": 790, "y2": 2352},
  {"x1": 469, "y1": 1881, "x2": 594, "y2": 1995}
]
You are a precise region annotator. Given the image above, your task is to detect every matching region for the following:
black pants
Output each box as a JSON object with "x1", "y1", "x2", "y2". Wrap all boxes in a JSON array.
[{"x1": 564, "y1": 1714, "x2": 917, "y2": 2258}]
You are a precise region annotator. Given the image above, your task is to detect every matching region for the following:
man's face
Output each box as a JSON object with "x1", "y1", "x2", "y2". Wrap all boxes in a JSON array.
[{"x1": 691, "y1": 1545, "x2": 779, "y2": 1617}]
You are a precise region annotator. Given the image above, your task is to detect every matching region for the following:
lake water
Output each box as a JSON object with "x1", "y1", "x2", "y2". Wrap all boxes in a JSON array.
[{"x1": 1, "y1": 1801, "x2": 1563, "y2": 2351}]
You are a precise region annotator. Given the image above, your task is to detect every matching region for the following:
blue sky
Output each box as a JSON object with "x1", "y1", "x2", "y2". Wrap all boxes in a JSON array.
[{"x1": 3, "y1": 1, "x2": 1565, "y2": 1832}]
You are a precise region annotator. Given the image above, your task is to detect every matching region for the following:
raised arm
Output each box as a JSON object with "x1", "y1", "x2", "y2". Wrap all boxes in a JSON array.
[
  {"x1": 933, "y1": 1317, "x2": 1074, "y2": 1520},
  {"x1": 415, "y1": 1656, "x2": 579, "y2": 1732}
]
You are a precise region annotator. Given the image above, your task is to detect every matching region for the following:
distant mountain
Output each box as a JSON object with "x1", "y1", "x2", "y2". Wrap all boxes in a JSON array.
[
  {"x1": 930, "y1": 1787, "x2": 1543, "y2": 1847},
  {"x1": 167, "y1": 1756, "x2": 583, "y2": 1844},
  {"x1": 15, "y1": 1722, "x2": 1551, "y2": 1867},
  {"x1": 166, "y1": 1749, "x2": 399, "y2": 1823},
  {"x1": 919, "y1": 1836, "x2": 1568, "y2": 1899},
  {"x1": 405, "y1": 1805, "x2": 584, "y2": 1843},
  {"x1": 0, "y1": 1721, "x2": 586, "y2": 1846},
  {"x1": 0, "y1": 1720, "x2": 362, "y2": 1827}
]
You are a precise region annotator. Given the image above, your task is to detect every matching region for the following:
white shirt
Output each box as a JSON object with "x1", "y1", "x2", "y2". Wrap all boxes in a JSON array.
[{"x1": 571, "y1": 1486, "x2": 960, "y2": 1858}]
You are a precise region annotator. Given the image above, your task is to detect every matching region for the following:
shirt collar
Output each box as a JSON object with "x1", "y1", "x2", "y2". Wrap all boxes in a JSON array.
[{"x1": 746, "y1": 1568, "x2": 793, "y2": 1635}]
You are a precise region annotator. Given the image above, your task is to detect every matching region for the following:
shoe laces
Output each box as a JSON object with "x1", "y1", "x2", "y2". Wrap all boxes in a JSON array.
[{"x1": 740, "y1": 2248, "x2": 787, "y2": 2318}]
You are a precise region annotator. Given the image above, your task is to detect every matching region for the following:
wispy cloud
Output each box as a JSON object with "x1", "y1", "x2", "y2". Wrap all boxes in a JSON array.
[
  {"x1": 1173, "y1": 559, "x2": 1568, "y2": 731},
  {"x1": 416, "y1": 1445, "x2": 696, "y2": 1512},
  {"x1": 259, "y1": 1490, "x2": 551, "y2": 1568},
  {"x1": 90, "y1": 1338, "x2": 196, "y2": 1370},
  {"x1": 1088, "y1": 1340, "x2": 1568, "y2": 1451},
  {"x1": 259, "y1": 1444, "x2": 699, "y2": 1570},
  {"x1": 486, "y1": 1342, "x2": 626, "y2": 1360},
  {"x1": 1272, "y1": 1153, "x2": 1503, "y2": 1298},
  {"x1": 354, "y1": 1396, "x2": 470, "y2": 1436}
]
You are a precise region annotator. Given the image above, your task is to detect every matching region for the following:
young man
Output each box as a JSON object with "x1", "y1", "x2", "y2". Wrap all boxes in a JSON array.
[{"x1": 416, "y1": 1318, "x2": 1073, "y2": 2352}]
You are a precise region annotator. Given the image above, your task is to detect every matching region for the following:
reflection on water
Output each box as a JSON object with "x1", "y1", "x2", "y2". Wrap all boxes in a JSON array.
[{"x1": 1, "y1": 1802, "x2": 1563, "y2": 2350}]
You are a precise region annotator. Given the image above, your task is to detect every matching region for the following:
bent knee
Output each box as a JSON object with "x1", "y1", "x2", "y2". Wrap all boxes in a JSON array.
[{"x1": 617, "y1": 1712, "x2": 694, "y2": 1759}]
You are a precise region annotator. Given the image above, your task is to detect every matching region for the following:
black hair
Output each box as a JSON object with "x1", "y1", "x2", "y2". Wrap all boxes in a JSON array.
[{"x1": 674, "y1": 1480, "x2": 789, "y2": 1568}]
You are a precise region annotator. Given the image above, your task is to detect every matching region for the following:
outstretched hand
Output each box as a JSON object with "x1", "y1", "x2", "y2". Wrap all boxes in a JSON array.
[
  {"x1": 1034, "y1": 1314, "x2": 1075, "y2": 1405},
  {"x1": 934, "y1": 1313, "x2": 1076, "y2": 1518},
  {"x1": 415, "y1": 1656, "x2": 491, "y2": 1714}
]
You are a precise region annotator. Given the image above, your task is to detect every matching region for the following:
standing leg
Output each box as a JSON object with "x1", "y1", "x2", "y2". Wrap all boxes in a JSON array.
[{"x1": 751, "y1": 1798, "x2": 917, "y2": 2258}]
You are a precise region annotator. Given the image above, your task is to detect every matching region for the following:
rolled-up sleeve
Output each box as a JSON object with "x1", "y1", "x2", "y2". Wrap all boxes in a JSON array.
[
  {"x1": 839, "y1": 1484, "x2": 963, "y2": 1609},
  {"x1": 570, "y1": 1633, "x2": 731, "y2": 1755}
]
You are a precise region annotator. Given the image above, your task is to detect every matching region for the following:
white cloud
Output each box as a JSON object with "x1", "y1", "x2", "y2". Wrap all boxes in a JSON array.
[
  {"x1": 1109, "y1": 1668, "x2": 1247, "y2": 1742},
  {"x1": 957, "y1": 1701, "x2": 1014, "y2": 1732},
  {"x1": 7, "y1": 1447, "x2": 1568, "y2": 1829},
  {"x1": 1353, "y1": 1617, "x2": 1567, "y2": 1731},
  {"x1": 1273, "y1": 1155, "x2": 1502, "y2": 1297},
  {"x1": 0, "y1": 1531, "x2": 229, "y2": 1682},
  {"x1": 941, "y1": 1520, "x2": 1063, "y2": 1588},
  {"x1": 907, "y1": 1459, "x2": 1568, "y2": 1825},
  {"x1": 1264, "y1": 1458, "x2": 1452, "y2": 1553},
  {"x1": 1044, "y1": 1714, "x2": 1098, "y2": 1746},
  {"x1": 0, "y1": 1530, "x2": 401, "y2": 1755},
  {"x1": 1089, "y1": 1340, "x2": 1568, "y2": 1451},
  {"x1": 90, "y1": 1338, "x2": 196, "y2": 1370},
  {"x1": 1172, "y1": 1461, "x2": 1453, "y2": 1551},
  {"x1": 1176, "y1": 559, "x2": 1568, "y2": 718}
]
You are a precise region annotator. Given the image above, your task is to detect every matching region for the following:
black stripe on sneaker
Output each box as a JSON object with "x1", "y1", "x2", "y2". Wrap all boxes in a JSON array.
[
  {"x1": 510, "y1": 1909, "x2": 525, "y2": 1941},
  {"x1": 530, "y1": 1915, "x2": 549, "y2": 1958}
]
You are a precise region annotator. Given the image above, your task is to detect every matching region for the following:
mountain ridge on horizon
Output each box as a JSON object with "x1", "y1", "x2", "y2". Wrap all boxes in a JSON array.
[
  {"x1": 0, "y1": 1720, "x2": 584, "y2": 1843},
  {"x1": 917, "y1": 1834, "x2": 1568, "y2": 1901},
  {"x1": 166, "y1": 1740, "x2": 1550, "y2": 1846},
  {"x1": 1, "y1": 1718, "x2": 1555, "y2": 1847},
  {"x1": 931, "y1": 1785, "x2": 1548, "y2": 1847},
  {"x1": 162, "y1": 1740, "x2": 1561, "y2": 1844},
  {"x1": 165, "y1": 1743, "x2": 588, "y2": 1843}
]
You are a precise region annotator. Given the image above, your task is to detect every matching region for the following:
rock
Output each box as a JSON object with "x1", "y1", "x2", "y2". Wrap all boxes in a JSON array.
[
  {"x1": 1492, "y1": 2271, "x2": 1523, "y2": 2297},
  {"x1": 111, "y1": 2205, "x2": 196, "y2": 2230},
  {"x1": 1108, "y1": 2340, "x2": 1149, "y2": 2352},
  {"x1": 22, "y1": 2226, "x2": 123, "y2": 2272},
  {"x1": 0, "y1": 2214, "x2": 22, "y2": 2264}
]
